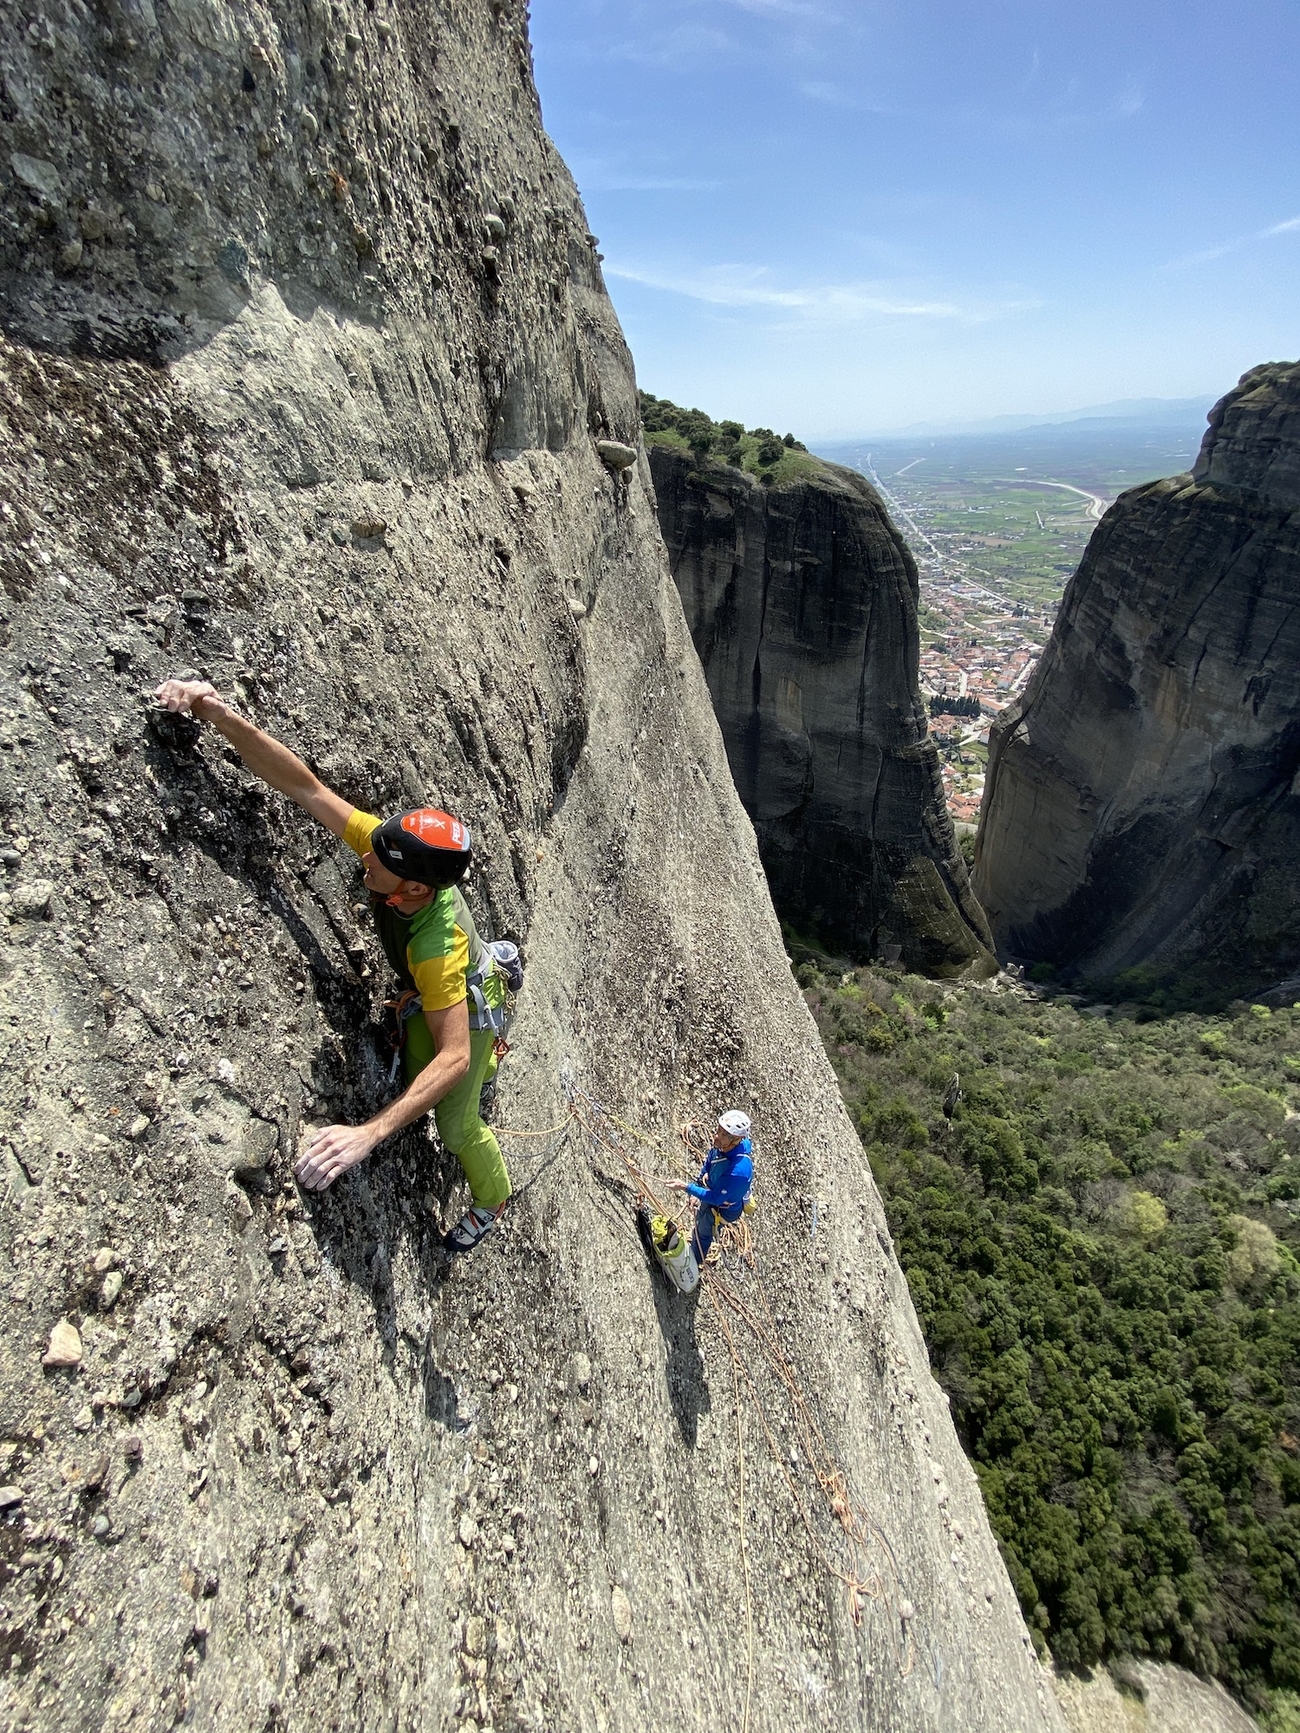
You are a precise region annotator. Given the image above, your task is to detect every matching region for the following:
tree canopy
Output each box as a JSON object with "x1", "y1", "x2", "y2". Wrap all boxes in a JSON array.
[{"x1": 799, "y1": 956, "x2": 1300, "y2": 1727}]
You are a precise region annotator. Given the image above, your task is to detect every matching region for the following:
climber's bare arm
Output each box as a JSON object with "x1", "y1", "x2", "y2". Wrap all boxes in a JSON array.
[
  {"x1": 154, "y1": 678, "x2": 351, "y2": 837},
  {"x1": 293, "y1": 1001, "x2": 472, "y2": 1190}
]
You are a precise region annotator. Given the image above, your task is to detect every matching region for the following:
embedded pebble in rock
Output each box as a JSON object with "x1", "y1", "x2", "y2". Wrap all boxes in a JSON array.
[
  {"x1": 42, "y1": 1319, "x2": 83, "y2": 1367},
  {"x1": 0, "y1": 1486, "x2": 22, "y2": 1511},
  {"x1": 92, "y1": 1514, "x2": 110, "y2": 1538},
  {"x1": 11, "y1": 879, "x2": 54, "y2": 919},
  {"x1": 226, "y1": 1184, "x2": 253, "y2": 1227},
  {"x1": 92, "y1": 1248, "x2": 117, "y2": 1273},
  {"x1": 463, "y1": 1615, "x2": 487, "y2": 1658},
  {"x1": 100, "y1": 1270, "x2": 124, "y2": 1308},
  {"x1": 459, "y1": 1515, "x2": 479, "y2": 1550},
  {"x1": 10, "y1": 153, "x2": 62, "y2": 197},
  {"x1": 611, "y1": 1586, "x2": 633, "y2": 1643}
]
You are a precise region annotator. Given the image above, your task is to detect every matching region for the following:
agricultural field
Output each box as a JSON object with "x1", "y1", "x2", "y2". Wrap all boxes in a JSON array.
[{"x1": 830, "y1": 419, "x2": 1206, "y2": 610}]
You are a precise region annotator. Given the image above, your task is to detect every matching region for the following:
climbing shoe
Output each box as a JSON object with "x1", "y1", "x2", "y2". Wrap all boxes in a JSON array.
[{"x1": 442, "y1": 1201, "x2": 506, "y2": 1256}]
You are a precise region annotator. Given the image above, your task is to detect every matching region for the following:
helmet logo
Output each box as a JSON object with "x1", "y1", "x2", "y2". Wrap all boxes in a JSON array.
[{"x1": 400, "y1": 809, "x2": 467, "y2": 851}]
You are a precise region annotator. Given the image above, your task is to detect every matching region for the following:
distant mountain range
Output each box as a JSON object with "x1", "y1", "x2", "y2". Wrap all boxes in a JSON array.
[{"x1": 823, "y1": 396, "x2": 1216, "y2": 443}]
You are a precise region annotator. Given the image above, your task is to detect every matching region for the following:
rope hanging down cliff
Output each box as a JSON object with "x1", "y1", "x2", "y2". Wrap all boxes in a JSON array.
[{"x1": 560, "y1": 1086, "x2": 916, "y2": 1677}]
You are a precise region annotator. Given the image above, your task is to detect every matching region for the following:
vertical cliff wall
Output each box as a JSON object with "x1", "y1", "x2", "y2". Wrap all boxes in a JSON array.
[
  {"x1": 648, "y1": 446, "x2": 994, "y2": 976},
  {"x1": 974, "y1": 363, "x2": 1300, "y2": 1002},
  {"x1": 0, "y1": 4, "x2": 1060, "y2": 1729}
]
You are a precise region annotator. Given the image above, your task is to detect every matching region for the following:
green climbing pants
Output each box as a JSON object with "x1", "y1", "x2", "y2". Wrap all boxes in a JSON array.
[{"x1": 402, "y1": 998, "x2": 511, "y2": 1210}]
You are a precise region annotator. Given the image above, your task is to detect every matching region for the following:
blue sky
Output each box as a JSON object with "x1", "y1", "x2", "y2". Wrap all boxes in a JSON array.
[{"x1": 529, "y1": 0, "x2": 1300, "y2": 437}]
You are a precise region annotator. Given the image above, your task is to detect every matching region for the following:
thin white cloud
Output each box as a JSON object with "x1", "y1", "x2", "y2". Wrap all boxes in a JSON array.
[
  {"x1": 586, "y1": 175, "x2": 724, "y2": 192},
  {"x1": 598, "y1": 23, "x2": 735, "y2": 68},
  {"x1": 800, "y1": 79, "x2": 903, "y2": 114},
  {"x1": 606, "y1": 261, "x2": 1038, "y2": 326},
  {"x1": 568, "y1": 149, "x2": 723, "y2": 193},
  {"x1": 799, "y1": 75, "x2": 1143, "y2": 130},
  {"x1": 1162, "y1": 214, "x2": 1300, "y2": 270},
  {"x1": 720, "y1": 0, "x2": 834, "y2": 14}
]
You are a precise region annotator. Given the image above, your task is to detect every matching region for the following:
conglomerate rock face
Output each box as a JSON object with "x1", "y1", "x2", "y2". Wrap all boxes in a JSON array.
[
  {"x1": 0, "y1": 3, "x2": 1060, "y2": 1730},
  {"x1": 974, "y1": 362, "x2": 1300, "y2": 1002},
  {"x1": 648, "y1": 446, "x2": 994, "y2": 976}
]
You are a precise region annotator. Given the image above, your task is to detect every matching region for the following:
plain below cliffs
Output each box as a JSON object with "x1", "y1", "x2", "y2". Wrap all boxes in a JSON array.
[
  {"x1": 0, "y1": 1, "x2": 1059, "y2": 1730},
  {"x1": 649, "y1": 443, "x2": 996, "y2": 976},
  {"x1": 974, "y1": 362, "x2": 1300, "y2": 1004}
]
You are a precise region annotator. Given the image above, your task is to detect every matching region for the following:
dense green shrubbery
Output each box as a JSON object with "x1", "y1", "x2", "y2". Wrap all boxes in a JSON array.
[
  {"x1": 637, "y1": 390, "x2": 813, "y2": 486},
  {"x1": 801, "y1": 963, "x2": 1300, "y2": 1719},
  {"x1": 930, "y1": 694, "x2": 984, "y2": 719}
]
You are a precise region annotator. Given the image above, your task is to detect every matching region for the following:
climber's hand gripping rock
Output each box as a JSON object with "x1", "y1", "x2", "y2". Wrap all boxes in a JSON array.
[
  {"x1": 293, "y1": 999, "x2": 472, "y2": 1190},
  {"x1": 295, "y1": 1122, "x2": 380, "y2": 1190}
]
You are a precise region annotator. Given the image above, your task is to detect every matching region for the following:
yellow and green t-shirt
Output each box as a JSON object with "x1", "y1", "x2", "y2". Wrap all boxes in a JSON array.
[{"x1": 343, "y1": 808, "x2": 486, "y2": 1010}]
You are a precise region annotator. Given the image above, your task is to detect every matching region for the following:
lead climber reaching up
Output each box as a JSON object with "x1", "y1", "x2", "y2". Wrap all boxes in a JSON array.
[{"x1": 154, "y1": 678, "x2": 514, "y2": 1255}]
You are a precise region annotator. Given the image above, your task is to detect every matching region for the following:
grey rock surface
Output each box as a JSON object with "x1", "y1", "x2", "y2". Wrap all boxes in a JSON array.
[
  {"x1": 974, "y1": 363, "x2": 1300, "y2": 1002},
  {"x1": 649, "y1": 446, "x2": 995, "y2": 975},
  {"x1": 1051, "y1": 1661, "x2": 1260, "y2": 1733},
  {"x1": 0, "y1": 2, "x2": 1059, "y2": 1729}
]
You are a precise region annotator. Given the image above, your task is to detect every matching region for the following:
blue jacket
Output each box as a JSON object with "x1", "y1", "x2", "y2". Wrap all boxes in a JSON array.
[{"x1": 687, "y1": 1138, "x2": 753, "y2": 1218}]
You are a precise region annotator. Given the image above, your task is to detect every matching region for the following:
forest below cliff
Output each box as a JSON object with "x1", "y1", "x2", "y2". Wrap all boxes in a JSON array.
[{"x1": 799, "y1": 959, "x2": 1300, "y2": 1728}]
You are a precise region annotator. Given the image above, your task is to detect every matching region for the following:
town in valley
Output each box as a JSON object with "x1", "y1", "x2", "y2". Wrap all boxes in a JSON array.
[{"x1": 819, "y1": 414, "x2": 1208, "y2": 826}]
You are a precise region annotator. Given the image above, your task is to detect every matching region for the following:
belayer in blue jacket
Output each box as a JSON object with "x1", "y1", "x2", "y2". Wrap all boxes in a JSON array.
[{"x1": 668, "y1": 1110, "x2": 753, "y2": 1269}]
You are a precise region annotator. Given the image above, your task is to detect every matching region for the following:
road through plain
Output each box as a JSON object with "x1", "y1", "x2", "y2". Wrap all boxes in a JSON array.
[{"x1": 992, "y1": 476, "x2": 1111, "y2": 520}]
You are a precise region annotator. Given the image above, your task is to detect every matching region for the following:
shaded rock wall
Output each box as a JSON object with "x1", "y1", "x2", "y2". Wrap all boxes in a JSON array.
[
  {"x1": 0, "y1": 3, "x2": 1059, "y2": 1730},
  {"x1": 649, "y1": 445, "x2": 994, "y2": 975},
  {"x1": 973, "y1": 363, "x2": 1300, "y2": 1001}
]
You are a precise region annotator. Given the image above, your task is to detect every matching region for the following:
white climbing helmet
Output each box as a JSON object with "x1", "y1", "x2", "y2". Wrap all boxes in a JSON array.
[{"x1": 718, "y1": 1110, "x2": 751, "y2": 1139}]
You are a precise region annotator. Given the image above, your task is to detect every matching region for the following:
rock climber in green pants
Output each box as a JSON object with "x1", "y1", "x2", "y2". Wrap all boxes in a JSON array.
[{"x1": 154, "y1": 678, "x2": 513, "y2": 1254}]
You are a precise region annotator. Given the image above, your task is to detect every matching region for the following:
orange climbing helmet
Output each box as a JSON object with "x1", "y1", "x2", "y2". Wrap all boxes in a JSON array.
[{"x1": 372, "y1": 807, "x2": 472, "y2": 888}]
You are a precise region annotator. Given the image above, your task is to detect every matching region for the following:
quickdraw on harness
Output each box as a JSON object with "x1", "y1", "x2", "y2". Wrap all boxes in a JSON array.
[{"x1": 384, "y1": 988, "x2": 426, "y2": 1082}]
